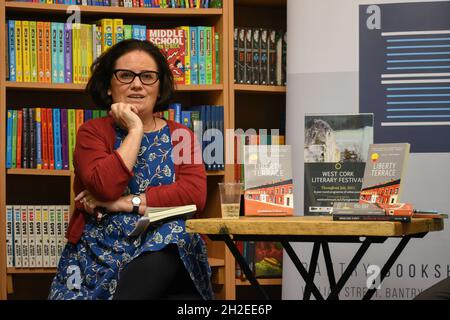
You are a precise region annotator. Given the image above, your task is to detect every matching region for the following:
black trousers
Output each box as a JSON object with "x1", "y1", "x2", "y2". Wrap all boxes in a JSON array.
[
  {"x1": 113, "y1": 244, "x2": 202, "y2": 300},
  {"x1": 414, "y1": 277, "x2": 450, "y2": 300}
]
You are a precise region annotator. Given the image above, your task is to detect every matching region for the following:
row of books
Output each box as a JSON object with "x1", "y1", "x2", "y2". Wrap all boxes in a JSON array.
[
  {"x1": 6, "y1": 19, "x2": 220, "y2": 85},
  {"x1": 6, "y1": 205, "x2": 70, "y2": 268},
  {"x1": 235, "y1": 241, "x2": 283, "y2": 278},
  {"x1": 6, "y1": 108, "x2": 107, "y2": 170},
  {"x1": 234, "y1": 27, "x2": 287, "y2": 86},
  {"x1": 6, "y1": 104, "x2": 225, "y2": 171},
  {"x1": 163, "y1": 104, "x2": 225, "y2": 171},
  {"x1": 14, "y1": 0, "x2": 223, "y2": 8}
]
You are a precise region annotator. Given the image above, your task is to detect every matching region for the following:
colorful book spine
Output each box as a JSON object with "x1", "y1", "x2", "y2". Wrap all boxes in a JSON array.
[
  {"x1": 80, "y1": 24, "x2": 88, "y2": 83},
  {"x1": 68, "y1": 109, "x2": 76, "y2": 170},
  {"x1": 6, "y1": 206, "x2": 14, "y2": 268},
  {"x1": 180, "y1": 26, "x2": 191, "y2": 85},
  {"x1": 11, "y1": 110, "x2": 17, "y2": 169},
  {"x1": 16, "y1": 110, "x2": 23, "y2": 169},
  {"x1": 49, "y1": 206, "x2": 57, "y2": 267},
  {"x1": 169, "y1": 103, "x2": 182, "y2": 123},
  {"x1": 42, "y1": 206, "x2": 50, "y2": 268},
  {"x1": 61, "y1": 108, "x2": 69, "y2": 170},
  {"x1": 190, "y1": 26, "x2": 198, "y2": 85},
  {"x1": 56, "y1": 206, "x2": 64, "y2": 264},
  {"x1": 20, "y1": 205, "x2": 29, "y2": 267},
  {"x1": 15, "y1": 21, "x2": 23, "y2": 82},
  {"x1": 6, "y1": 110, "x2": 13, "y2": 168},
  {"x1": 72, "y1": 25, "x2": 80, "y2": 84},
  {"x1": 8, "y1": 20, "x2": 16, "y2": 82},
  {"x1": 37, "y1": 21, "x2": 45, "y2": 82},
  {"x1": 123, "y1": 24, "x2": 132, "y2": 40},
  {"x1": 35, "y1": 108, "x2": 42, "y2": 169},
  {"x1": 101, "y1": 18, "x2": 113, "y2": 53},
  {"x1": 29, "y1": 108, "x2": 36, "y2": 168},
  {"x1": 22, "y1": 20, "x2": 31, "y2": 82},
  {"x1": 13, "y1": 206, "x2": 22, "y2": 267},
  {"x1": 22, "y1": 107, "x2": 29, "y2": 168},
  {"x1": 41, "y1": 108, "x2": 49, "y2": 169},
  {"x1": 64, "y1": 23, "x2": 73, "y2": 83},
  {"x1": 113, "y1": 18, "x2": 124, "y2": 45},
  {"x1": 84, "y1": 109, "x2": 93, "y2": 122},
  {"x1": 268, "y1": 29, "x2": 276, "y2": 86},
  {"x1": 57, "y1": 22, "x2": 65, "y2": 83},
  {"x1": 51, "y1": 22, "x2": 59, "y2": 83},
  {"x1": 27, "y1": 205, "x2": 36, "y2": 268},
  {"x1": 30, "y1": 21, "x2": 38, "y2": 82},
  {"x1": 47, "y1": 108, "x2": 55, "y2": 170},
  {"x1": 34, "y1": 206, "x2": 43, "y2": 268},
  {"x1": 53, "y1": 108, "x2": 62, "y2": 170},
  {"x1": 205, "y1": 26, "x2": 213, "y2": 85},
  {"x1": 44, "y1": 22, "x2": 52, "y2": 83},
  {"x1": 214, "y1": 30, "x2": 220, "y2": 84},
  {"x1": 198, "y1": 26, "x2": 206, "y2": 85},
  {"x1": 63, "y1": 206, "x2": 70, "y2": 246}
]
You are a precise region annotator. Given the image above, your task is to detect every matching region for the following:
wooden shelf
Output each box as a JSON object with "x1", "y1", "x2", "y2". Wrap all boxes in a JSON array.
[
  {"x1": 5, "y1": 2, "x2": 222, "y2": 17},
  {"x1": 5, "y1": 81, "x2": 223, "y2": 92},
  {"x1": 233, "y1": 84, "x2": 286, "y2": 94},
  {"x1": 206, "y1": 170, "x2": 225, "y2": 176},
  {"x1": 208, "y1": 257, "x2": 225, "y2": 268},
  {"x1": 7, "y1": 168, "x2": 220, "y2": 177},
  {"x1": 7, "y1": 168, "x2": 72, "y2": 177},
  {"x1": 236, "y1": 0, "x2": 286, "y2": 7},
  {"x1": 7, "y1": 268, "x2": 56, "y2": 275},
  {"x1": 7, "y1": 257, "x2": 225, "y2": 274},
  {"x1": 235, "y1": 278, "x2": 282, "y2": 286}
]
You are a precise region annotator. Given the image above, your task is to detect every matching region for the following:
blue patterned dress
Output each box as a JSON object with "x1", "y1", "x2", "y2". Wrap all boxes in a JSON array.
[{"x1": 49, "y1": 124, "x2": 214, "y2": 300}]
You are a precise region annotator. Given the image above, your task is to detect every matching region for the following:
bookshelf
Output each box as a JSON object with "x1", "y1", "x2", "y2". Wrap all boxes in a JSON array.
[
  {"x1": 0, "y1": 0, "x2": 230, "y2": 300},
  {"x1": 225, "y1": 0, "x2": 287, "y2": 300}
]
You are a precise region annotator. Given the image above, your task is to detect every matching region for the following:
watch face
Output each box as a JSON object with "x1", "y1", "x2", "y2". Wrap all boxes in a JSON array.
[{"x1": 132, "y1": 196, "x2": 141, "y2": 206}]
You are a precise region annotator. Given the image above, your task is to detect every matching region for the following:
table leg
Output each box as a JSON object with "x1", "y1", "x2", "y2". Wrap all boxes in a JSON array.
[
  {"x1": 321, "y1": 241, "x2": 337, "y2": 298},
  {"x1": 363, "y1": 236, "x2": 411, "y2": 300},
  {"x1": 303, "y1": 241, "x2": 321, "y2": 300},
  {"x1": 281, "y1": 241, "x2": 324, "y2": 300},
  {"x1": 222, "y1": 235, "x2": 270, "y2": 300},
  {"x1": 327, "y1": 239, "x2": 372, "y2": 300}
]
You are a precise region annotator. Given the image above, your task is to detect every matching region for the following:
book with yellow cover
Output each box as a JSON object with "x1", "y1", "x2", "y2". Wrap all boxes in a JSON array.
[
  {"x1": 22, "y1": 20, "x2": 30, "y2": 82},
  {"x1": 15, "y1": 20, "x2": 23, "y2": 82}
]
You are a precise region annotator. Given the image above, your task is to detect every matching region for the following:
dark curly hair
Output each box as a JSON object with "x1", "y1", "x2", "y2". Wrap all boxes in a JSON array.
[{"x1": 86, "y1": 39, "x2": 174, "y2": 112}]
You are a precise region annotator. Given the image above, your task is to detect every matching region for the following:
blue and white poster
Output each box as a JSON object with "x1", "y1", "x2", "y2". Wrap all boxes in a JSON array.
[{"x1": 360, "y1": 1, "x2": 450, "y2": 153}]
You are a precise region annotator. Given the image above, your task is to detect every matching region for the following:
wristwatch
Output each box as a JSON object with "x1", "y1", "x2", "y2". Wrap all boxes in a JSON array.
[{"x1": 131, "y1": 195, "x2": 141, "y2": 214}]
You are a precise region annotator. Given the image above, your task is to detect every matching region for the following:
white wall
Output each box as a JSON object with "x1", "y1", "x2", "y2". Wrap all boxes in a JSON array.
[{"x1": 285, "y1": 0, "x2": 450, "y2": 300}]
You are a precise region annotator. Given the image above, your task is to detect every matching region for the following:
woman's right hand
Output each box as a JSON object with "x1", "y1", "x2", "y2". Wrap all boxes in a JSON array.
[{"x1": 109, "y1": 102, "x2": 143, "y2": 133}]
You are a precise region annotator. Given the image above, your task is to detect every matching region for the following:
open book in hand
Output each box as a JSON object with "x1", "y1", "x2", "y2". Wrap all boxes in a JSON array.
[{"x1": 128, "y1": 204, "x2": 197, "y2": 237}]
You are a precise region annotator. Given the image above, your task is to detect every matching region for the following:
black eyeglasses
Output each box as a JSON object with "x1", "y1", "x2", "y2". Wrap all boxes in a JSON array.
[{"x1": 113, "y1": 69, "x2": 160, "y2": 85}]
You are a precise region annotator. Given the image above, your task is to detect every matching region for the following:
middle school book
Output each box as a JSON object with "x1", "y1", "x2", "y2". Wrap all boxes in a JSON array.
[
  {"x1": 304, "y1": 113, "x2": 374, "y2": 215},
  {"x1": 148, "y1": 28, "x2": 185, "y2": 85},
  {"x1": 244, "y1": 145, "x2": 294, "y2": 216}
]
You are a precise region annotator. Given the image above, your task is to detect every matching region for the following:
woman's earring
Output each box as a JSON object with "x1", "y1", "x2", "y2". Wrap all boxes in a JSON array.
[{"x1": 107, "y1": 90, "x2": 111, "y2": 96}]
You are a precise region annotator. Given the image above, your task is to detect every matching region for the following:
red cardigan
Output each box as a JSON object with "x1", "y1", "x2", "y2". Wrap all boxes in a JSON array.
[{"x1": 66, "y1": 117, "x2": 207, "y2": 244}]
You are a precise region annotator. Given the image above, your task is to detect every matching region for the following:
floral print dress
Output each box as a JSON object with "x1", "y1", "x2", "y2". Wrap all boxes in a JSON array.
[{"x1": 48, "y1": 125, "x2": 213, "y2": 300}]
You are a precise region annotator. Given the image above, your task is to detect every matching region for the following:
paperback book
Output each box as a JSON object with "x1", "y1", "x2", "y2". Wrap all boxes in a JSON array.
[
  {"x1": 331, "y1": 202, "x2": 411, "y2": 222},
  {"x1": 244, "y1": 145, "x2": 294, "y2": 216},
  {"x1": 304, "y1": 113, "x2": 374, "y2": 215},
  {"x1": 128, "y1": 204, "x2": 196, "y2": 237},
  {"x1": 359, "y1": 143, "x2": 410, "y2": 205}
]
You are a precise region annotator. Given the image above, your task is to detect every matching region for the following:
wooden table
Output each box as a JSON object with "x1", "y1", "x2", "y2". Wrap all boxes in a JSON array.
[{"x1": 186, "y1": 216, "x2": 444, "y2": 300}]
